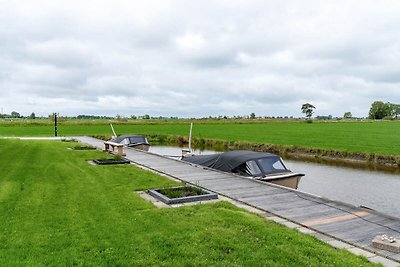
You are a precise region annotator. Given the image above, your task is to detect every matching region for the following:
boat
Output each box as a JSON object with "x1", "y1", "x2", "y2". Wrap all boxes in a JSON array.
[
  {"x1": 110, "y1": 135, "x2": 150, "y2": 151},
  {"x1": 181, "y1": 150, "x2": 304, "y2": 189}
]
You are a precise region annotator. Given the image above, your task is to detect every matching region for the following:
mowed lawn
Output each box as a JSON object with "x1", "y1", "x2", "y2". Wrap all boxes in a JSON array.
[
  {"x1": 0, "y1": 140, "x2": 377, "y2": 266},
  {"x1": 1, "y1": 120, "x2": 400, "y2": 155}
]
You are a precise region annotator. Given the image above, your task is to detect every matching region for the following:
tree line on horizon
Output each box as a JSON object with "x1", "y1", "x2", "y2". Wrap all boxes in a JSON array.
[
  {"x1": 300, "y1": 101, "x2": 400, "y2": 121},
  {"x1": 1, "y1": 101, "x2": 399, "y2": 121}
]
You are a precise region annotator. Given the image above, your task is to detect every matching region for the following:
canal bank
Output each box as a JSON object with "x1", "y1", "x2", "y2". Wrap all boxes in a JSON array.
[
  {"x1": 91, "y1": 133, "x2": 400, "y2": 171},
  {"x1": 144, "y1": 134, "x2": 400, "y2": 172}
]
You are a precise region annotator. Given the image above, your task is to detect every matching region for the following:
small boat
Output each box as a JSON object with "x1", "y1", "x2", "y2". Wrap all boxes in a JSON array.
[
  {"x1": 181, "y1": 150, "x2": 304, "y2": 189},
  {"x1": 110, "y1": 135, "x2": 150, "y2": 151}
]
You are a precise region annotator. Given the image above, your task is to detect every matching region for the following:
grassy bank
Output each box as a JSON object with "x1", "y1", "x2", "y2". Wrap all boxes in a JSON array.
[
  {"x1": 1, "y1": 120, "x2": 400, "y2": 156},
  {"x1": 0, "y1": 139, "x2": 376, "y2": 266},
  {"x1": 147, "y1": 134, "x2": 400, "y2": 170}
]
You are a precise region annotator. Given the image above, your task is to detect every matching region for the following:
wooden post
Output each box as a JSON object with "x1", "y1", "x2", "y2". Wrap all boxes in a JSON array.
[
  {"x1": 117, "y1": 146, "x2": 125, "y2": 156},
  {"x1": 104, "y1": 143, "x2": 110, "y2": 152},
  {"x1": 54, "y1": 113, "x2": 58, "y2": 137}
]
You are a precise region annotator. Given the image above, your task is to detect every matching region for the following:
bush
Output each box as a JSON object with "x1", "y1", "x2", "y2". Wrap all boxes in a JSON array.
[{"x1": 383, "y1": 116, "x2": 394, "y2": 120}]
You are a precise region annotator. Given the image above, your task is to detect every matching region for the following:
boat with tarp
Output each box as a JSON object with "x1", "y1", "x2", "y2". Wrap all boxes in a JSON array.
[
  {"x1": 182, "y1": 150, "x2": 304, "y2": 189},
  {"x1": 110, "y1": 135, "x2": 150, "y2": 151}
]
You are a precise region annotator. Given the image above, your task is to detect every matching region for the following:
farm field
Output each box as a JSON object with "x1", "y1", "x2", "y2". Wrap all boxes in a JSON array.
[
  {"x1": 1, "y1": 120, "x2": 400, "y2": 156},
  {"x1": 0, "y1": 139, "x2": 378, "y2": 266}
]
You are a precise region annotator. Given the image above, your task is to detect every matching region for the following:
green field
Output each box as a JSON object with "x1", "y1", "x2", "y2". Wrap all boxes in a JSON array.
[
  {"x1": 1, "y1": 120, "x2": 400, "y2": 156},
  {"x1": 0, "y1": 139, "x2": 377, "y2": 266}
]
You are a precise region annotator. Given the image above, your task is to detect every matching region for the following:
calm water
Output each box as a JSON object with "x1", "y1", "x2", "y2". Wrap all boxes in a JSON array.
[
  {"x1": 289, "y1": 160, "x2": 400, "y2": 218},
  {"x1": 149, "y1": 145, "x2": 400, "y2": 218}
]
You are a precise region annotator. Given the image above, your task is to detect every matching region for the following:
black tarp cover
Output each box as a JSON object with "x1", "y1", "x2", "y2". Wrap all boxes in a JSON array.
[
  {"x1": 182, "y1": 150, "x2": 282, "y2": 173},
  {"x1": 111, "y1": 135, "x2": 149, "y2": 145}
]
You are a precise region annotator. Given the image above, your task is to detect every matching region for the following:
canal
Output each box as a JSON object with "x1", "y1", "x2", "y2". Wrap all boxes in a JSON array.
[{"x1": 149, "y1": 145, "x2": 400, "y2": 219}]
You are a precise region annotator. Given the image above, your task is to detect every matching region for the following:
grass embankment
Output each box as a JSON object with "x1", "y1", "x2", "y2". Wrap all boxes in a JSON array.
[
  {"x1": 0, "y1": 139, "x2": 376, "y2": 266},
  {"x1": 2, "y1": 119, "x2": 400, "y2": 161}
]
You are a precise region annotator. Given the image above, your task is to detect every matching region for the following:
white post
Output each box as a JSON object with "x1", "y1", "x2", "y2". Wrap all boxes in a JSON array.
[
  {"x1": 188, "y1": 122, "x2": 193, "y2": 152},
  {"x1": 110, "y1": 124, "x2": 117, "y2": 138}
]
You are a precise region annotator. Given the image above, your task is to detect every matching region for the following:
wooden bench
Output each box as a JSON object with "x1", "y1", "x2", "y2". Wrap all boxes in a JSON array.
[{"x1": 103, "y1": 141, "x2": 126, "y2": 156}]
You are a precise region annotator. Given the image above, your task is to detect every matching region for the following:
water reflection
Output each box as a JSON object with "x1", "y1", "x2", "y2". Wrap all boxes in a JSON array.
[
  {"x1": 284, "y1": 155, "x2": 400, "y2": 175},
  {"x1": 149, "y1": 145, "x2": 400, "y2": 218}
]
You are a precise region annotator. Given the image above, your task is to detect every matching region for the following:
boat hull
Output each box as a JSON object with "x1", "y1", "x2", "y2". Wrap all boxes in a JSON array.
[
  {"x1": 258, "y1": 173, "x2": 304, "y2": 189},
  {"x1": 128, "y1": 144, "x2": 150, "y2": 152}
]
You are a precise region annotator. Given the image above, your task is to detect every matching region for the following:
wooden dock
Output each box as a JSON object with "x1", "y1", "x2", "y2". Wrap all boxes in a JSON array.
[{"x1": 76, "y1": 136, "x2": 400, "y2": 263}]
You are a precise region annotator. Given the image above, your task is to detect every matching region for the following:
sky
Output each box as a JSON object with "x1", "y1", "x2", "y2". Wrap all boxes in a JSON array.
[{"x1": 1, "y1": 0, "x2": 400, "y2": 118}]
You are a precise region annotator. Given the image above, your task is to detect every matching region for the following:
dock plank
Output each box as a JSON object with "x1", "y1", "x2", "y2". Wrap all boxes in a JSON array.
[{"x1": 282, "y1": 205, "x2": 349, "y2": 222}]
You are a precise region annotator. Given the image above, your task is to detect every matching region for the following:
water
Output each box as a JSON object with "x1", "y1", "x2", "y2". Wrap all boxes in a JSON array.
[
  {"x1": 288, "y1": 160, "x2": 400, "y2": 218},
  {"x1": 149, "y1": 145, "x2": 400, "y2": 218},
  {"x1": 148, "y1": 146, "x2": 216, "y2": 158}
]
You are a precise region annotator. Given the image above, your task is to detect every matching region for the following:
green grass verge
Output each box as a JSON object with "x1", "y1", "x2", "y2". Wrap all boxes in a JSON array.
[{"x1": 0, "y1": 139, "x2": 378, "y2": 266}]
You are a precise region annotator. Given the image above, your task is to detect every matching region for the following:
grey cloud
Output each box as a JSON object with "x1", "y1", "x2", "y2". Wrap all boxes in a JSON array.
[{"x1": 1, "y1": 0, "x2": 400, "y2": 118}]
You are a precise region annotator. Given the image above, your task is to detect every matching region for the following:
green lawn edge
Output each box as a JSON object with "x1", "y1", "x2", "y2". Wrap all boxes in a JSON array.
[{"x1": 0, "y1": 139, "x2": 379, "y2": 266}]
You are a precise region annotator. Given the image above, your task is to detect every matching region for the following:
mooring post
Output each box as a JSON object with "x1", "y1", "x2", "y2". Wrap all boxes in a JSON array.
[
  {"x1": 188, "y1": 122, "x2": 193, "y2": 152},
  {"x1": 54, "y1": 113, "x2": 58, "y2": 137}
]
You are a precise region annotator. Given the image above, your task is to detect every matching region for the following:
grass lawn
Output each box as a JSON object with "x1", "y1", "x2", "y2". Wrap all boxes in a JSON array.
[
  {"x1": 1, "y1": 119, "x2": 400, "y2": 156},
  {"x1": 0, "y1": 139, "x2": 378, "y2": 266}
]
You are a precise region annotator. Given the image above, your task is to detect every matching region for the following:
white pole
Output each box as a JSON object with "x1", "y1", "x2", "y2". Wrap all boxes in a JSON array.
[
  {"x1": 188, "y1": 122, "x2": 193, "y2": 152},
  {"x1": 110, "y1": 124, "x2": 117, "y2": 138}
]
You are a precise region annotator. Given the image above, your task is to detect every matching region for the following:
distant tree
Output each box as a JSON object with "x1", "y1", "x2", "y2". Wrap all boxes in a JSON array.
[
  {"x1": 301, "y1": 103, "x2": 316, "y2": 120},
  {"x1": 11, "y1": 111, "x2": 20, "y2": 118},
  {"x1": 29, "y1": 112, "x2": 36, "y2": 119},
  {"x1": 130, "y1": 115, "x2": 137, "y2": 120},
  {"x1": 343, "y1": 112, "x2": 352, "y2": 119},
  {"x1": 389, "y1": 103, "x2": 400, "y2": 119},
  {"x1": 142, "y1": 114, "x2": 150, "y2": 119},
  {"x1": 368, "y1": 101, "x2": 392, "y2": 119},
  {"x1": 316, "y1": 115, "x2": 332, "y2": 120},
  {"x1": 250, "y1": 112, "x2": 256, "y2": 119}
]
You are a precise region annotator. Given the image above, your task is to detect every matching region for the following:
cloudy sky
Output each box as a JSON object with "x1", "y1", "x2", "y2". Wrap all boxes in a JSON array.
[{"x1": 1, "y1": 0, "x2": 400, "y2": 118}]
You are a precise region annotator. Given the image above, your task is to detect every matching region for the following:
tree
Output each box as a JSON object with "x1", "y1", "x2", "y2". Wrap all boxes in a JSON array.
[
  {"x1": 11, "y1": 111, "x2": 20, "y2": 118},
  {"x1": 368, "y1": 101, "x2": 392, "y2": 120},
  {"x1": 301, "y1": 103, "x2": 316, "y2": 120},
  {"x1": 29, "y1": 112, "x2": 36, "y2": 119},
  {"x1": 250, "y1": 112, "x2": 256, "y2": 119},
  {"x1": 142, "y1": 114, "x2": 150, "y2": 119},
  {"x1": 389, "y1": 103, "x2": 400, "y2": 119},
  {"x1": 343, "y1": 112, "x2": 352, "y2": 119}
]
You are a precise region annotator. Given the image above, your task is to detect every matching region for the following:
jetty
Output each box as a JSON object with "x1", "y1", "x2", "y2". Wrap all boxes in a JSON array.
[{"x1": 76, "y1": 136, "x2": 400, "y2": 265}]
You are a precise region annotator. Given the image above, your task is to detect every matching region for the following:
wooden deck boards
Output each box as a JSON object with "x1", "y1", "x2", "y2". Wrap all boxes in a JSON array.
[
  {"x1": 228, "y1": 188, "x2": 286, "y2": 199},
  {"x1": 282, "y1": 205, "x2": 348, "y2": 222},
  {"x1": 75, "y1": 136, "x2": 400, "y2": 262}
]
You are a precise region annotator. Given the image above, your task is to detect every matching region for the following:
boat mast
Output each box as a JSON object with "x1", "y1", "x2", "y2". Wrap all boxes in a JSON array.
[{"x1": 188, "y1": 122, "x2": 193, "y2": 152}]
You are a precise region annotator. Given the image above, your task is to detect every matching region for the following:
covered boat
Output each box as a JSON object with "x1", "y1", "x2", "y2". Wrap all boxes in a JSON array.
[
  {"x1": 110, "y1": 135, "x2": 150, "y2": 151},
  {"x1": 182, "y1": 150, "x2": 304, "y2": 189}
]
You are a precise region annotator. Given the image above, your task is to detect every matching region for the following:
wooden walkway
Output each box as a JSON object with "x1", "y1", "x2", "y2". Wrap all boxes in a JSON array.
[{"x1": 76, "y1": 136, "x2": 400, "y2": 263}]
